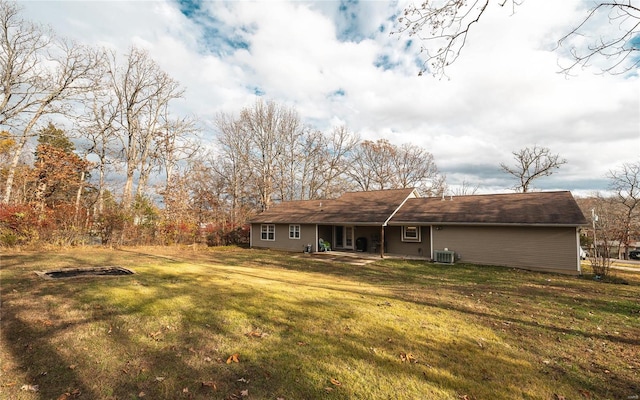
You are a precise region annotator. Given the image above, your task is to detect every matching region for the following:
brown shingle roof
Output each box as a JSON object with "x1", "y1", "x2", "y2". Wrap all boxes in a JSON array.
[
  {"x1": 250, "y1": 190, "x2": 587, "y2": 227},
  {"x1": 390, "y1": 191, "x2": 587, "y2": 226},
  {"x1": 250, "y1": 188, "x2": 416, "y2": 225}
]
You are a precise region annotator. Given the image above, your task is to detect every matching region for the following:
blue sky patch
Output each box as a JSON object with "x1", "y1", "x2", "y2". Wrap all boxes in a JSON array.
[
  {"x1": 329, "y1": 88, "x2": 346, "y2": 99},
  {"x1": 374, "y1": 54, "x2": 400, "y2": 71},
  {"x1": 174, "y1": 0, "x2": 250, "y2": 55},
  {"x1": 336, "y1": 0, "x2": 366, "y2": 42}
]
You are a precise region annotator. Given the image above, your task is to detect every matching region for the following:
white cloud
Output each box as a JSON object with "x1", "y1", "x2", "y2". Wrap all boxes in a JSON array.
[{"x1": 16, "y1": 0, "x2": 640, "y2": 195}]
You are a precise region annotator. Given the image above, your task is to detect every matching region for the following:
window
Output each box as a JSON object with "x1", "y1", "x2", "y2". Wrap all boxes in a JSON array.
[
  {"x1": 261, "y1": 224, "x2": 275, "y2": 241},
  {"x1": 402, "y1": 226, "x2": 421, "y2": 242},
  {"x1": 289, "y1": 224, "x2": 301, "y2": 239}
]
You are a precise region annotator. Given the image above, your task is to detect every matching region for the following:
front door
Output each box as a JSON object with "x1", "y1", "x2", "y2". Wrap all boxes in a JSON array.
[{"x1": 335, "y1": 225, "x2": 354, "y2": 249}]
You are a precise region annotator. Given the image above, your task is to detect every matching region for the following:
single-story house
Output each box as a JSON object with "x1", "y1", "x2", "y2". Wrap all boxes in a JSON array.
[{"x1": 249, "y1": 188, "x2": 588, "y2": 275}]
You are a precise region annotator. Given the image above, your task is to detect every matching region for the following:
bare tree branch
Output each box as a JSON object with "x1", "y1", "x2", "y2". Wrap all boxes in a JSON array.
[
  {"x1": 499, "y1": 145, "x2": 567, "y2": 192},
  {"x1": 557, "y1": 1, "x2": 640, "y2": 75},
  {"x1": 393, "y1": 0, "x2": 640, "y2": 77}
]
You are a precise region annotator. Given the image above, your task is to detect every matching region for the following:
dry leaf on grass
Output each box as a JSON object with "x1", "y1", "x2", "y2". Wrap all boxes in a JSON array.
[
  {"x1": 57, "y1": 392, "x2": 80, "y2": 400},
  {"x1": 245, "y1": 329, "x2": 266, "y2": 338},
  {"x1": 226, "y1": 353, "x2": 240, "y2": 364},
  {"x1": 400, "y1": 352, "x2": 416, "y2": 363},
  {"x1": 578, "y1": 389, "x2": 592, "y2": 399},
  {"x1": 201, "y1": 381, "x2": 217, "y2": 390},
  {"x1": 330, "y1": 378, "x2": 342, "y2": 386},
  {"x1": 241, "y1": 389, "x2": 249, "y2": 396},
  {"x1": 20, "y1": 384, "x2": 39, "y2": 392},
  {"x1": 324, "y1": 387, "x2": 334, "y2": 393}
]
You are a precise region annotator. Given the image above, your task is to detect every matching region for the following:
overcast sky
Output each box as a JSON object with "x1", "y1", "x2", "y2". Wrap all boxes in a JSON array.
[{"x1": 18, "y1": 0, "x2": 639, "y2": 196}]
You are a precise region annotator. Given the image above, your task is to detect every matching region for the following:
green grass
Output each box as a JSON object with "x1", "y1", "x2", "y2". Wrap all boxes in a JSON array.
[{"x1": 1, "y1": 246, "x2": 638, "y2": 399}]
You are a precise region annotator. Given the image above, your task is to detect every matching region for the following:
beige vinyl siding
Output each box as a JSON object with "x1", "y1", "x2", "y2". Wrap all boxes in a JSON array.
[
  {"x1": 386, "y1": 226, "x2": 431, "y2": 258},
  {"x1": 432, "y1": 226, "x2": 579, "y2": 274},
  {"x1": 251, "y1": 223, "x2": 317, "y2": 252}
]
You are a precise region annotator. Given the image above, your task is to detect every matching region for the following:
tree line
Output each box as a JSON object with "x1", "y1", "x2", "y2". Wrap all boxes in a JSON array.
[
  {"x1": 0, "y1": 1, "x2": 448, "y2": 246},
  {"x1": 0, "y1": 0, "x2": 637, "y2": 255}
]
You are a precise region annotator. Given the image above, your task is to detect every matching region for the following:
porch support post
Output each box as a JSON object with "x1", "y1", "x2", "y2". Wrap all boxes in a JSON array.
[{"x1": 380, "y1": 225, "x2": 385, "y2": 259}]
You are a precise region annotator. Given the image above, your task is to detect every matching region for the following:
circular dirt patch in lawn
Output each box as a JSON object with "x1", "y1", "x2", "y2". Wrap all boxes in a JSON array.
[{"x1": 36, "y1": 266, "x2": 134, "y2": 279}]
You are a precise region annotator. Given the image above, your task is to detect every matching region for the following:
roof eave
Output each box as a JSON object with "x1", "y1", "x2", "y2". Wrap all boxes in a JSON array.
[{"x1": 388, "y1": 221, "x2": 587, "y2": 228}]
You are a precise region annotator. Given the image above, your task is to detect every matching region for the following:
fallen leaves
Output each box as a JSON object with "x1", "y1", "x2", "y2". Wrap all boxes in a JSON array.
[
  {"x1": 148, "y1": 330, "x2": 163, "y2": 341},
  {"x1": 226, "y1": 353, "x2": 240, "y2": 364},
  {"x1": 227, "y1": 389, "x2": 249, "y2": 398},
  {"x1": 400, "y1": 352, "x2": 417, "y2": 363},
  {"x1": 201, "y1": 381, "x2": 217, "y2": 390},
  {"x1": 57, "y1": 389, "x2": 81, "y2": 400},
  {"x1": 20, "y1": 384, "x2": 39, "y2": 392},
  {"x1": 245, "y1": 329, "x2": 267, "y2": 338}
]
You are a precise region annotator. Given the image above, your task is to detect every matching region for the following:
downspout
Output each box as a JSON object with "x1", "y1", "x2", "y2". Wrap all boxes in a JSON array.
[
  {"x1": 249, "y1": 224, "x2": 253, "y2": 248},
  {"x1": 576, "y1": 227, "x2": 582, "y2": 275}
]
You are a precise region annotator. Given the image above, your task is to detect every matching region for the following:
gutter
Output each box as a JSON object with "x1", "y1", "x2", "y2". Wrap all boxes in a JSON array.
[{"x1": 387, "y1": 221, "x2": 587, "y2": 228}]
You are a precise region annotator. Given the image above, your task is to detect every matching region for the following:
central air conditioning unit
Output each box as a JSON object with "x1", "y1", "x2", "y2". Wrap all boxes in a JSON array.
[{"x1": 434, "y1": 250, "x2": 455, "y2": 264}]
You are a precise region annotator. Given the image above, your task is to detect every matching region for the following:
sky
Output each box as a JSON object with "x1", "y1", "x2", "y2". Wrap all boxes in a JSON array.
[{"x1": 17, "y1": 0, "x2": 640, "y2": 196}]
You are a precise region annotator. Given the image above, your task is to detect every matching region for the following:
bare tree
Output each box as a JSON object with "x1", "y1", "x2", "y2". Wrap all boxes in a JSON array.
[
  {"x1": 393, "y1": 142, "x2": 444, "y2": 195},
  {"x1": 78, "y1": 60, "x2": 120, "y2": 216},
  {"x1": 607, "y1": 161, "x2": 640, "y2": 258},
  {"x1": 1, "y1": 1, "x2": 101, "y2": 203},
  {"x1": 500, "y1": 145, "x2": 567, "y2": 192},
  {"x1": 349, "y1": 139, "x2": 395, "y2": 191},
  {"x1": 587, "y1": 194, "x2": 616, "y2": 277},
  {"x1": 155, "y1": 113, "x2": 199, "y2": 197},
  {"x1": 451, "y1": 179, "x2": 480, "y2": 196},
  {"x1": 239, "y1": 99, "x2": 303, "y2": 211},
  {"x1": 301, "y1": 126, "x2": 359, "y2": 200},
  {"x1": 348, "y1": 138, "x2": 445, "y2": 193},
  {"x1": 393, "y1": 0, "x2": 639, "y2": 77},
  {"x1": 213, "y1": 110, "x2": 256, "y2": 223},
  {"x1": 106, "y1": 47, "x2": 184, "y2": 208}
]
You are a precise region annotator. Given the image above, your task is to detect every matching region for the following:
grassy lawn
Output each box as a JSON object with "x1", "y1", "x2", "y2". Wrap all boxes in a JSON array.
[{"x1": 1, "y1": 247, "x2": 638, "y2": 400}]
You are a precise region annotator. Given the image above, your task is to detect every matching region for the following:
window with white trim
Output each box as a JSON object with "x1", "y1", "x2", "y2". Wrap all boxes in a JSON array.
[
  {"x1": 289, "y1": 224, "x2": 301, "y2": 239},
  {"x1": 261, "y1": 224, "x2": 275, "y2": 241},
  {"x1": 402, "y1": 226, "x2": 421, "y2": 242}
]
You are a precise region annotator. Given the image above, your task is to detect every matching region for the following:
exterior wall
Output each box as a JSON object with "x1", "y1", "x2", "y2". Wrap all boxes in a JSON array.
[
  {"x1": 251, "y1": 223, "x2": 317, "y2": 252},
  {"x1": 432, "y1": 225, "x2": 580, "y2": 274},
  {"x1": 353, "y1": 226, "x2": 381, "y2": 253},
  {"x1": 385, "y1": 226, "x2": 431, "y2": 258}
]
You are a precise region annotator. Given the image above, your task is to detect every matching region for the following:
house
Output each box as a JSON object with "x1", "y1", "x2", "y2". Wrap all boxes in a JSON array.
[{"x1": 249, "y1": 188, "x2": 588, "y2": 275}]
